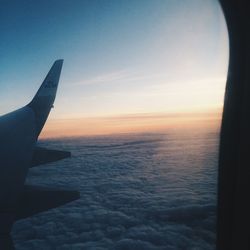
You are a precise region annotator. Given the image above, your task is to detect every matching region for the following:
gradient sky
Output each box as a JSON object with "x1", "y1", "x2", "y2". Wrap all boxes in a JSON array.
[{"x1": 0, "y1": 0, "x2": 228, "y2": 137}]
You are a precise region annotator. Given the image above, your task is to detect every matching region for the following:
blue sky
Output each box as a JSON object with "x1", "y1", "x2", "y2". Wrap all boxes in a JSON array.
[{"x1": 0, "y1": 0, "x2": 228, "y2": 120}]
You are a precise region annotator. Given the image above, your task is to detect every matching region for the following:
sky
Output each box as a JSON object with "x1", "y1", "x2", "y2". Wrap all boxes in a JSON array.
[{"x1": 0, "y1": 0, "x2": 229, "y2": 137}]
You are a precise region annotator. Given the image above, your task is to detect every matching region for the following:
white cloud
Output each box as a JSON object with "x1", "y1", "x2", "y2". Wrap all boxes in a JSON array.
[{"x1": 12, "y1": 132, "x2": 217, "y2": 249}]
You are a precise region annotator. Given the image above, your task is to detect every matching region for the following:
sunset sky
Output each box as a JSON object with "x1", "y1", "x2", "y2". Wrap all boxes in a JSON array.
[{"x1": 0, "y1": 0, "x2": 228, "y2": 137}]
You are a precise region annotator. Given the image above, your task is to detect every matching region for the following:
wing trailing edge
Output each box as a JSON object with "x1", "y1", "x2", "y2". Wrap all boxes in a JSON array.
[
  {"x1": 31, "y1": 146, "x2": 71, "y2": 168},
  {"x1": 16, "y1": 185, "x2": 80, "y2": 220}
]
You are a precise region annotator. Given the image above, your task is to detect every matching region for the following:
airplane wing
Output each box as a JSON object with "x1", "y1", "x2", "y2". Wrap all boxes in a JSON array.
[
  {"x1": 31, "y1": 146, "x2": 71, "y2": 167},
  {"x1": 0, "y1": 60, "x2": 80, "y2": 249}
]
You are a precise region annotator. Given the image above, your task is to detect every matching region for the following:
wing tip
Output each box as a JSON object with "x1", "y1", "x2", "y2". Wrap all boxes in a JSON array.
[
  {"x1": 55, "y1": 59, "x2": 64, "y2": 64},
  {"x1": 28, "y1": 59, "x2": 64, "y2": 136}
]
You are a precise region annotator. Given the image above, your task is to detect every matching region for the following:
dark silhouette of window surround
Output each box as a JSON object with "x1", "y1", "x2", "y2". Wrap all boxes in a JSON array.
[{"x1": 217, "y1": 1, "x2": 250, "y2": 249}]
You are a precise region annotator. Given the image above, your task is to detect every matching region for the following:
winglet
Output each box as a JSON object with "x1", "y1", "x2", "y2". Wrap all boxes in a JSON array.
[{"x1": 28, "y1": 60, "x2": 63, "y2": 137}]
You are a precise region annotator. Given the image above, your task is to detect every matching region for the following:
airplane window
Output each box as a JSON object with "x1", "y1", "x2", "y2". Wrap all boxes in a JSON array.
[{"x1": 0, "y1": 0, "x2": 228, "y2": 249}]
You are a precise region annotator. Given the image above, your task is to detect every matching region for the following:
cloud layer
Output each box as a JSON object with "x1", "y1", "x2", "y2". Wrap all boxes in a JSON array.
[{"x1": 12, "y1": 130, "x2": 218, "y2": 249}]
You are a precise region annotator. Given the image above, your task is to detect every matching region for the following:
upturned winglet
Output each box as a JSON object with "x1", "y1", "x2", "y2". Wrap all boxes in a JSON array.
[{"x1": 28, "y1": 59, "x2": 63, "y2": 137}]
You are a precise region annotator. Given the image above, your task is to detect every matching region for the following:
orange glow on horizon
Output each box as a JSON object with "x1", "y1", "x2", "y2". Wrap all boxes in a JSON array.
[{"x1": 40, "y1": 109, "x2": 222, "y2": 139}]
